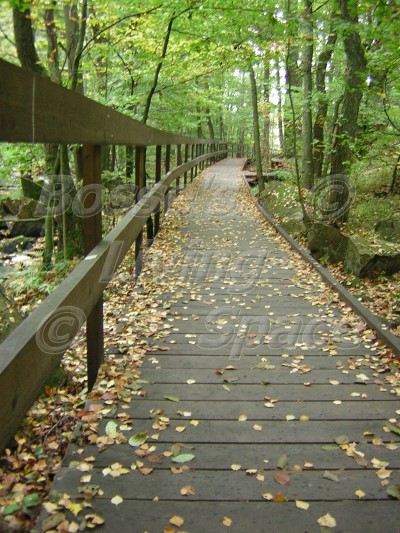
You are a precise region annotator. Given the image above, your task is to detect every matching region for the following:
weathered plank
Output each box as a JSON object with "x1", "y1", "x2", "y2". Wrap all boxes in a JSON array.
[{"x1": 37, "y1": 500, "x2": 400, "y2": 533}]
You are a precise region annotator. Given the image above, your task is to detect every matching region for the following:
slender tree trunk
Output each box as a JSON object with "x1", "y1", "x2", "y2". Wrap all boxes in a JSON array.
[
  {"x1": 313, "y1": 26, "x2": 337, "y2": 179},
  {"x1": 301, "y1": 0, "x2": 314, "y2": 190},
  {"x1": 263, "y1": 60, "x2": 271, "y2": 170},
  {"x1": 330, "y1": 0, "x2": 367, "y2": 222},
  {"x1": 249, "y1": 66, "x2": 264, "y2": 193},
  {"x1": 142, "y1": 16, "x2": 174, "y2": 124},
  {"x1": 276, "y1": 60, "x2": 284, "y2": 154},
  {"x1": 284, "y1": 40, "x2": 301, "y2": 157}
]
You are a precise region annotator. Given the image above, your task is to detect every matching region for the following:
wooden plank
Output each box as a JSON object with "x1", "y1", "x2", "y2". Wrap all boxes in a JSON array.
[
  {"x1": 128, "y1": 383, "x2": 393, "y2": 401},
  {"x1": 93, "y1": 399, "x2": 400, "y2": 421},
  {"x1": 64, "y1": 440, "x2": 398, "y2": 469},
  {"x1": 50, "y1": 467, "x2": 400, "y2": 501},
  {"x1": 0, "y1": 59, "x2": 220, "y2": 147},
  {"x1": 135, "y1": 368, "x2": 381, "y2": 385},
  {"x1": 36, "y1": 500, "x2": 400, "y2": 533},
  {"x1": 140, "y1": 354, "x2": 371, "y2": 368}
]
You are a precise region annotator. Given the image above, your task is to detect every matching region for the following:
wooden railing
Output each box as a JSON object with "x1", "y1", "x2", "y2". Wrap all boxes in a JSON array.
[{"x1": 0, "y1": 59, "x2": 246, "y2": 453}]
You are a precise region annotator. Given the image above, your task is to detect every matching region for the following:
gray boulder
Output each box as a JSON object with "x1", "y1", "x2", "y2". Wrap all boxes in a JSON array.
[
  {"x1": 307, "y1": 223, "x2": 349, "y2": 263},
  {"x1": 375, "y1": 219, "x2": 400, "y2": 243}
]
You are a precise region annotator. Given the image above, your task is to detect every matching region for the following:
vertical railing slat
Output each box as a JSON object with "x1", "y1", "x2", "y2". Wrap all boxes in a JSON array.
[{"x1": 82, "y1": 144, "x2": 104, "y2": 390}]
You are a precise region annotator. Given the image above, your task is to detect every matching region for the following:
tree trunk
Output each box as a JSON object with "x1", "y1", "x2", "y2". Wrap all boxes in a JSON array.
[
  {"x1": 313, "y1": 26, "x2": 337, "y2": 179},
  {"x1": 13, "y1": 4, "x2": 46, "y2": 76},
  {"x1": 284, "y1": 40, "x2": 301, "y2": 157},
  {"x1": 263, "y1": 61, "x2": 271, "y2": 170},
  {"x1": 276, "y1": 59, "x2": 284, "y2": 154},
  {"x1": 249, "y1": 66, "x2": 264, "y2": 193},
  {"x1": 330, "y1": 0, "x2": 367, "y2": 222},
  {"x1": 301, "y1": 0, "x2": 314, "y2": 189},
  {"x1": 142, "y1": 15, "x2": 174, "y2": 124}
]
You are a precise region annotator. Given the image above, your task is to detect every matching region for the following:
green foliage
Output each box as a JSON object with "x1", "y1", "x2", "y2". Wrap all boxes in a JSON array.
[{"x1": 6, "y1": 258, "x2": 77, "y2": 300}]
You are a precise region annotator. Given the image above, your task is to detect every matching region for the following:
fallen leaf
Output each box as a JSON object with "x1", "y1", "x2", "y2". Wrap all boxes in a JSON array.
[
  {"x1": 223, "y1": 516, "x2": 233, "y2": 527},
  {"x1": 128, "y1": 432, "x2": 148, "y2": 447},
  {"x1": 180, "y1": 485, "x2": 196, "y2": 496},
  {"x1": 262, "y1": 492, "x2": 273, "y2": 500},
  {"x1": 335, "y1": 434, "x2": 349, "y2": 445},
  {"x1": 386, "y1": 485, "x2": 400, "y2": 500},
  {"x1": 285, "y1": 414, "x2": 296, "y2": 421},
  {"x1": 238, "y1": 414, "x2": 248, "y2": 422},
  {"x1": 355, "y1": 489, "x2": 366, "y2": 499},
  {"x1": 171, "y1": 454, "x2": 195, "y2": 464},
  {"x1": 273, "y1": 492, "x2": 288, "y2": 502},
  {"x1": 253, "y1": 424, "x2": 263, "y2": 431},
  {"x1": 323, "y1": 471, "x2": 340, "y2": 483},
  {"x1": 274, "y1": 472, "x2": 290, "y2": 485},
  {"x1": 175, "y1": 426, "x2": 186, "y2": 433},
  {"x1": 163, "y1": 395, "x2": 180, "y2": 402},
  {"x1": 296, "y1": 500, "x2": 310, "y2": 510},
  {"x1": 385, "y1": 422, "x2": 400, "y2": 436},
  {"x1": 170, "y1": 515, "x2": 184, "y2": 527},
  {"x1": 277, "y1": 454, "x2": 288, "y2": 469},
  {"x1": 317, "y1": 513, "x2": 336, "y2": 528},
  {"x1": 231, "y1": 464, "x2": 241, "y2": 471},
  {"x1": 111, "y1": 495, "x2": 123, "y2": 506}
]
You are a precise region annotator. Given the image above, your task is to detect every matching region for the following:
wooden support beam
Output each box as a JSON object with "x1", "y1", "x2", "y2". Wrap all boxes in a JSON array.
[
  {"x1": 135, "y1": 146, "x2": 145, "y2": 278},
  {"x1": 82, "y1": 144, "x2": 104, "y2": 390},
  {"x1": 184, "y1": 144, "x2": 189, "y2": 186},
  {"x1": 176, "y1": 144, "x2": 182, "y2": 196},
  {"x1": 154, "y1": 145, "x2": 162, "y2": 236},
  {"x1": 164, "y1": 145, "x2": 171, "y2": 213},
  {"x1": 190, "y1": 145, "x2": 195, "y2": 181}
]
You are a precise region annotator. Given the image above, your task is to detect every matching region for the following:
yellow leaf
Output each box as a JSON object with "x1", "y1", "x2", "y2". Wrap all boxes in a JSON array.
[
  {"x1": 231, "y1": 464, "x2": 241, "y2": 471},
  {"x1": 285, "y1": 415, "x2": 296, "y2": 421},
  {"x1": 299, "y1": 415, "x2": 309, "y2": 422},
  {"x1": 262, "y1": 492, "x2": 273, "y2": 500},
  {"x1": 296, "y1": 500, "x2": 310, "y2": 510},
  {"x1": 317, "y1": 513, "x2": 337, "y2": 528},
  {"x1": 190, "y1": 420, "x2": 199, "y2": 427},
  {"x1": 253, "y1": 424, "x2": 263, "y2": 431},
  {"x1": 223, "y1": 516, "x2": 233, "y2": 527},
  {"x1": 175, "y1": 426, "x2": 186, "y2": 433},
  {"x1": 170, "y1": 515, "x2": 184, "y2": 527},
  {"x1": 111, "y1": 495, "x2": 123, "y2": 506},
  {"x1": 238, "y1": 414, "x2": 248, "y2": 422},
  {"x1": 355, "y1": 489, "x2": 365, "y2": 499},
  {"x1": 67, "y1": 502, "x2": 84, "y2": 516}
]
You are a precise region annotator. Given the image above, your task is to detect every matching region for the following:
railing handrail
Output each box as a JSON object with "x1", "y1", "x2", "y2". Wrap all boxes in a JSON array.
[{"x1": 0, "y1": 59, "x2": 226, "y2": 147}]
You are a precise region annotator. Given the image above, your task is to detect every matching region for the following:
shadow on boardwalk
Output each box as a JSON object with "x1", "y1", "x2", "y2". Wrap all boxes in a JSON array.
[{"x1": 36, "y1": 159, "x2": 400, "y2": 533}]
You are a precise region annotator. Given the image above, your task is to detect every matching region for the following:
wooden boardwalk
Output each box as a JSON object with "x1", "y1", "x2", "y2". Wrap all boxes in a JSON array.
[{"x1": 38, "y1": 159, "x2": 400, "y2": 532}]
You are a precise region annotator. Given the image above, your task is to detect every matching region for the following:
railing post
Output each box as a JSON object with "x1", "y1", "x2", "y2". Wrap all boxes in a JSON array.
[
  {"x1": 154, "y1": 145, "x2": 162, "y2": 236},
  {"x1": 176, "y1": 144, "x2": 182, "y2": 196},
  {"x1": 184, "y1": 144, "x2": 189, "y2": 187},
  {"x1": 194, "y1": 144, "x2": 198, "y2": 177},
  {"x1": 135, "y1": 146, "x2": 145, "y2": 278},
  {"x1": 164, "y1": 145, "x2": 171, "y2": 212},
  {"x1": 82, "y1": 144, "x2": 104, "y2": 391},
  {"x1": 190, "y1": 144, "x2": 195, "y2": 182}
]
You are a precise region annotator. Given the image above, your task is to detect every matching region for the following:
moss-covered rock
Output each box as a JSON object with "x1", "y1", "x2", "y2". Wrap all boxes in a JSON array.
[{"x1": 307, "y1": 223, "x2": 349, "y2": 263}]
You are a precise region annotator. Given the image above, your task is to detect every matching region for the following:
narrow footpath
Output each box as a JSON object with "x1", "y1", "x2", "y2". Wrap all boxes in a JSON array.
[{"x1": 38, "y1": 159, "x2": 400, "y2": 533}]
